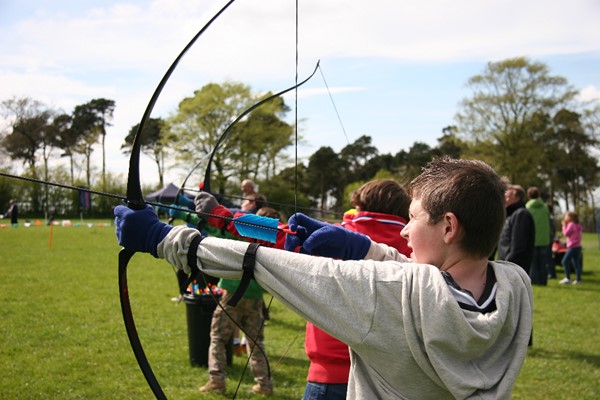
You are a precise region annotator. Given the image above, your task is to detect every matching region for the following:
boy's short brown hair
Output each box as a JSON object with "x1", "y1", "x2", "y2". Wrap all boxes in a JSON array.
[
  {"x1": 409, "y1": 156, "x2": 507, "y2": 258},
  {"x1": 351, "y1": 179, "x2": 410, "y2": 220}
]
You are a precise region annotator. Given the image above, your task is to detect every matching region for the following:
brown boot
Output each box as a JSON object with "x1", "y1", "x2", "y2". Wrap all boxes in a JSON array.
[
  {"x1": 251, "y1": 384, "x2": 273, "y2": 397},
  {"x1": 199, "y1": 380, "x2": 225, "y2": 394}
]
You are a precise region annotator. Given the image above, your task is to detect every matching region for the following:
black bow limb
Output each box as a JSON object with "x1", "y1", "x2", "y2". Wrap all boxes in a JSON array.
[{"x1": 119, "y1": 1, "x2": 237, "y2": 399}]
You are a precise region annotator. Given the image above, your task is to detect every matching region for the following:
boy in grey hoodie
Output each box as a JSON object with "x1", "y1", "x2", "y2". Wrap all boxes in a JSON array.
[{"x1": 115, "y1": 156, "x2": 533, "y2": 399}]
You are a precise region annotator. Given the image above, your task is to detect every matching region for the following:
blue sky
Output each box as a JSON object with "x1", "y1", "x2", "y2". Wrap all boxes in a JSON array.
[{"x1": 1, "y1": 0, "x2": 599, "y2": 187}]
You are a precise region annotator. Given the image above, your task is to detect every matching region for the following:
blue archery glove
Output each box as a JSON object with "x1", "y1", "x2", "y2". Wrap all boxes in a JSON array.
[
  {"x1": 114, "y1": 204, "x2": 173, "y2": 258},
  {"x1": 177, "y1": 194, "x2": 194, "y2": 209},
  {"x1": 303, "y1": 224, "x2": 371, "y2": 260},
  {"x1": 285, "y1": 213, "x2": 328, "y2": 252}
]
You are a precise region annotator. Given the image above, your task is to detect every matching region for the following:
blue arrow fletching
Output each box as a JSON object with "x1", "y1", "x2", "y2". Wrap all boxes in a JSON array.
[{"x1": 233, "y1": 214, "x2": 279, "y2": 243}]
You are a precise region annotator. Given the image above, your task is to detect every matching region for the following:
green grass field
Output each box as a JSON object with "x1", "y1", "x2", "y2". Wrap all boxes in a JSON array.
[{"x1": 1, "y1": 221, "x2": 599, "y2": 399}]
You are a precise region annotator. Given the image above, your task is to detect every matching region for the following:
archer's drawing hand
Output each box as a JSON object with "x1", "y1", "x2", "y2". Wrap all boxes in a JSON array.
[
  {"x1": 302, "y1": 224, "x2": 371, "y2": 260},
  {"x1": 114, "y1": 204, "x2": 173, "y2": 257},
  {"x1": 194, "y1": 191, "x2": 219, "y2": 215},
  {"x1": 285, "y1": 213, "x2": 328, "y2": 252}
]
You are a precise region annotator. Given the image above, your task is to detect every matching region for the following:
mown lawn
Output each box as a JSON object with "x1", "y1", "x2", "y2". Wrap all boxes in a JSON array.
[{"x1": 0, "y1": 220, "x2": 598, "y2": 399}]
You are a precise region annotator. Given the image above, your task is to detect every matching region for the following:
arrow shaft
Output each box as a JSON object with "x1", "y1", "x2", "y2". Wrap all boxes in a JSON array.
[{"x1": 0, "y1": 171, "x2": 290, "y2": 237}]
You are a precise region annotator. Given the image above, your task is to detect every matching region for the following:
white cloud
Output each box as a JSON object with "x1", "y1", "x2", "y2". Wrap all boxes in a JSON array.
[
  {"x1": 7, "y1": 0, "x2": 600, "y2": 77},
  {"x1": 579, "y1": 85, "x2": 600, "y2": 102},
  {"x1": 0, "y1": 71, "x2": 112, "y2": 112}
]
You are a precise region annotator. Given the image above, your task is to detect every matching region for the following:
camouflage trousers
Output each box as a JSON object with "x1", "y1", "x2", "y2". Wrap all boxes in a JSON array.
[{"x1": 207, "y1": 291, "x2": 272, "y2": 388}]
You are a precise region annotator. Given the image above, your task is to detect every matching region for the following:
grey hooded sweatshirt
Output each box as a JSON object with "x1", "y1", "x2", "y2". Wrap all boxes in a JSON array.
[{"x1": 158, "y1": 226, "x2": 533, "y2": 399}]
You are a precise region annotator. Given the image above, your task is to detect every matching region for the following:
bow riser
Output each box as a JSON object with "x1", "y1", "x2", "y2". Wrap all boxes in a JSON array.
[{"x1": 120, "y1": 1, "x2": 238, "y2": 398}]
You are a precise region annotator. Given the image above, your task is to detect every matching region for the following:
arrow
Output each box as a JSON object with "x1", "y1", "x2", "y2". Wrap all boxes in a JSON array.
[{"x1": 0, "y1": 172, "x2": 293, "y2": 243}]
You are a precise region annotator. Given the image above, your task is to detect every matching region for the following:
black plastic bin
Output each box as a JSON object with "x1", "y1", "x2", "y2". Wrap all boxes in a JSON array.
[{"x1": 183, "y1": 292, "x2": 232, "y2": 367}]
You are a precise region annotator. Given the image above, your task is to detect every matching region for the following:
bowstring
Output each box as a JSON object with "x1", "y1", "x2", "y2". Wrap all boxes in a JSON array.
[
  {"x1": 233, "y1": 2, "x2": 302, "y2": 397},
  {"x1": 318, "y1": 64, "x2": 351, "y2": 145},
  {"x1": 294, "y1": 0, "x2": 299, "y2": 218}
]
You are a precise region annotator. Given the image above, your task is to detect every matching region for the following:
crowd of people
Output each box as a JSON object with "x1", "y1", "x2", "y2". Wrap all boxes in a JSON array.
[
  {"x1": 493, "y1": 183, "x2": 583, "y2": 286},
  {"x1": 114, "y1": 157, "x2": 583, "y2": 398}
]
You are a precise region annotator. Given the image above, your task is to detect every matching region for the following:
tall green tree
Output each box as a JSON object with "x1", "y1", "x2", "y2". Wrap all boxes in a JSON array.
[
  {"x1": 395, "y1": 142, "x2": 436, "y2": 182},
  {"x1": 435, "y1": 126, "x2": 465, "y2": 159},
  {"x1": 1, "y1": 98, "x2": 48, "y2": 175},
  {"x1": 71, "y1": 104, "x2": 98, "y2": 187},
  {"x1": 90, "y1": 98, "x2": 115, "y2": 187},
  {"x1": 51, "y1": 113, "x2": 79, "y2": 185},
  {"x1": 360, "y1": 153, "x2": 398, "y2": 181},
  {"x1": 232, "y1": 95, "x2": 293, "y2": 182},
  {"x1": 71, "y1": 98, "x2": 115, "y2": 188},
  {"x1": 324, "y1": 135, "x2": 380, "y2": 208},
  {"x1": 306, "y1": 146, "x2": 343, "y2": 211},
  {"x1": 541, "y1": 109, "x2": 599, "y2": 210},
  {"x1": 3, "y1": 112, "x2": 52, "y2": 174},
  {"x1": 168, "y1": 82, "x2": 292, "y2": 195},
  {"x1": 259, "y1": 163, "x2": 314, "y2": 219},
  {"x1": 0, "y1": 97, "x2": 60, "y2": 213},
  {"x1": 339, "y1": 135, "x2": 379, "y2": 182},
  {"x1": 455, "y1": 57, "x2": 578, "y2": 184},
  {"x1": 168, "y1": 82, "x2": 254, "y2": 194},
  {"x1": 122, "y1": 117, "x2": 170, "y2": 187}
]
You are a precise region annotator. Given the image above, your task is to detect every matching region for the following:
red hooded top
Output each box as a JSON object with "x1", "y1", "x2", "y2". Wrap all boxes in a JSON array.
[{"x1": 305, "y1": 210, "x2": 411, "y2": 383}]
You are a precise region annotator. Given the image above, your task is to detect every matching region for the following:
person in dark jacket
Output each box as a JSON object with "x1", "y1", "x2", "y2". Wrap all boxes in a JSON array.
[
  {"x1": 498, "y1": 184, "x2": 535, "y2": 346},
  {"x1": 497, "y1": 184, "x2": 535, "y2": 272},
  {"x1": 7, "y1": 199, "x2": 18, "y2": 226}
]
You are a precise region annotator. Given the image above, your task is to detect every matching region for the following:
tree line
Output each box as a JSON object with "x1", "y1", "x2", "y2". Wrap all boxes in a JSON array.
[
  {"x1": 1, "y1": 57, "x2": 599, "y2": 226},
  {"x1": 0, "y1": 97, "x2": 116, "y2": 217}
]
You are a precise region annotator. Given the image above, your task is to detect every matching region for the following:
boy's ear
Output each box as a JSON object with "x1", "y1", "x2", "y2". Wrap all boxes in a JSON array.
[{"x1": 442, "y1": 212, "x2": 462, "y2": 244}]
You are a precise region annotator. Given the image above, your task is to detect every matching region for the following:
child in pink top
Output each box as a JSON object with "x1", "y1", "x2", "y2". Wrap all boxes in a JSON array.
[{"x1": 560, "y1": 211, "x2": 583, "y2": 284}]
